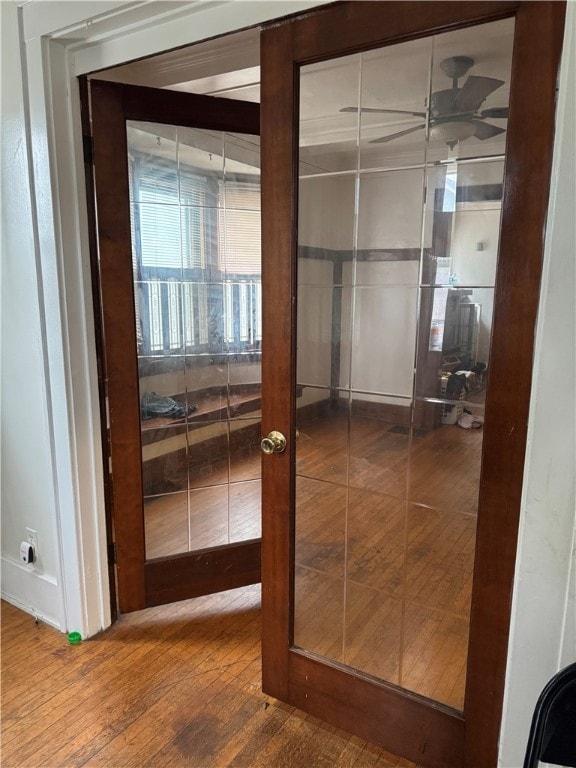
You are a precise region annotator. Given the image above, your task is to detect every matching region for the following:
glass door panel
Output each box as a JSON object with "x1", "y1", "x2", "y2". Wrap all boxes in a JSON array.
[
  {"x1": 294, "y1": 17, "x2": 514, "y2": 711},
  {"x1": 127, "y1": 122, "x2": 262, "y2": 561}
]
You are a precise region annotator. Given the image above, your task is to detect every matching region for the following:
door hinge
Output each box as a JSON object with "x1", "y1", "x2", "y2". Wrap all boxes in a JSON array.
[
  {"x1": 107, "y1": 542, "x2": 117, "y2": 566},
  {"x1": 83, "y1": 135, "x2": 94, "y2": 166}
]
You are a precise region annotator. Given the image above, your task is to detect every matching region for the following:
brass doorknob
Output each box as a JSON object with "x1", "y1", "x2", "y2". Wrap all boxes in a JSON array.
[{"x1": 260, "y1": 431, "x2": 286, "y2": 454}]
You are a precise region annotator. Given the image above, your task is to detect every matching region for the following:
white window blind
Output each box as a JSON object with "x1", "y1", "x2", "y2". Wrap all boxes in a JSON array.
[
  {"x1": 132, "y1": 163, "x2": 209, "y2": 270},
  {"x1": 128, "y1": 153, "x2": 262, "y2": 353},
  {"x1": 218, "y1": 182, "x2": 261, "y2": 275},
  {"x1": 139, "y1": 196, "x2": 181, "y2": 269}
]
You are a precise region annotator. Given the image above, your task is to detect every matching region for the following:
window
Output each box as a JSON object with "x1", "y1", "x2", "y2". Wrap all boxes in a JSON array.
[{"x1": 129, "y1": 151, "x2": 262, "y2": 356}]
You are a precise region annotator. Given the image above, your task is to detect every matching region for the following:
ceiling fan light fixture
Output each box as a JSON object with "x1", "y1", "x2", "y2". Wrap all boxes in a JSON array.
[{"x1": 429, "y1": 120, "x2": 476, "y2": 145}]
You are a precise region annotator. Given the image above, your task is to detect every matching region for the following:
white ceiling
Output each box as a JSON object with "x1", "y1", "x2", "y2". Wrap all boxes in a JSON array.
[
  {"x1": 95, "y1": 25, "x2": 260, "y2": 97},
  {"x1": 95, "y1": 15, "x2": 515, "y2": 167}
]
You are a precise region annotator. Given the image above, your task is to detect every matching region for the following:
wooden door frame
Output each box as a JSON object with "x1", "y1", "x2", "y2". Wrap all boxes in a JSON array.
[
  {"x1": 86, "y1": 80, "x2": 261, "y2": 613},
  {"x1": 260, "y1": 2, "x2": 565, "y2": 767}
]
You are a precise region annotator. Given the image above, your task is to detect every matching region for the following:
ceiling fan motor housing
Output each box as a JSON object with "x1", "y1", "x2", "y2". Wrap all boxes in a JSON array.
[{"x1": 440, "y1": 55, "x2": 475, "y2": 81}]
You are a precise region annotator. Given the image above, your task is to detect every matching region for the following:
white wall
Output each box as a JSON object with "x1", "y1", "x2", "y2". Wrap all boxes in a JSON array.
[
  {"x1": 358, "y1": 169, "x2": 424, "y2": 250},
  {"x1": 498, "y1": 4, "x2": 576, "y2": 764},
  {"x1": 451, "y1": 207, "x2": 500, "y2": 362},
  {"x1": 298, "y1": 163, "x2": 423, "y2": 399},
  {"x1": 299, "y1": 174, "x2": 356, "y2": 251},
  {"x1": 0, "y1": 0, "x2": 65, "y2": 628}
]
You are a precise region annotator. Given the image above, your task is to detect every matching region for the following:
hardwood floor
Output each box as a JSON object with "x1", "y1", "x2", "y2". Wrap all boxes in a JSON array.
[
  {"x1": 1, "y1": 593, "x2": 421, "y2": 768},
  {"x1": 1, "y1": 407, "x2": 481, "y2": 765},
  {"x1": 142, "y1": 405, "x2": 482, "y2": 710}
]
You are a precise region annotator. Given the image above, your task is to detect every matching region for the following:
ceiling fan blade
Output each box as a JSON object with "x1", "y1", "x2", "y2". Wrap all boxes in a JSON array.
[
  {"x1": 470, "y1": 119, "x2": 507, "y2": 140},
  {"x1": 370, "y1": 124, "x2": 425, "y2": 144},
  {"x1": 340, "y1": 106, "x2": 426, "y2": 117},
  {"x1": 480, "y1": 106, "x2": 509, "y2": 119},
  {"x1": 453, "y1": 75, "x2": 505, "y2": 113}
]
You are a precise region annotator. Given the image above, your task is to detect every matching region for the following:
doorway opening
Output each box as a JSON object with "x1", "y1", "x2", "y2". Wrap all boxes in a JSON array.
[
  {"x1": 89, "y1": 26, "x2": 264, "y2": 609},
  {"x1": 85, "y1": 4, "x2": 564, "y2": 766},
  {"x1": 92, "y1": 7, "x2": 505, "y2": 713}
]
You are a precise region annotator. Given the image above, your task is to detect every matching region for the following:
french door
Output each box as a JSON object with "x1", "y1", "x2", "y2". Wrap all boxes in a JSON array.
[
  {"x1": 88, "y1": 81, "x2": 262, "y2": 612},
  {"x1": 260, "y1": 3, "x2": 565, "y2": 767}
]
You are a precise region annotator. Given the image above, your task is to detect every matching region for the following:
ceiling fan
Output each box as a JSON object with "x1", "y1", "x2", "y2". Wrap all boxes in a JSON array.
[{"x1": 341, "y1": 56, "x2": 508, "y2": 148}]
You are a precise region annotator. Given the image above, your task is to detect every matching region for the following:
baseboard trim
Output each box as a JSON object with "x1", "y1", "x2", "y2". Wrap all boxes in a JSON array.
[{"x1": 1, "y1": 556, "x2": 64, "y2": 632}]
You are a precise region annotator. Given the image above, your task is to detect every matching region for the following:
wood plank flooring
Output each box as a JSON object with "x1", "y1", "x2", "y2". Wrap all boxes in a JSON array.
[
  {"x1": 1, "y1": 593, "x2": 420, "y2": 768},
  {"x1": 1, "y1": 410, "x2": 480, "y2": 764},
  {"x1": 142, "y1": 408, "x2": 482, "y2": 710}
]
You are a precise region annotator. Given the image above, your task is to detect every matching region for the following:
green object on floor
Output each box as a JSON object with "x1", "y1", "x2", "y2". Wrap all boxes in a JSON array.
[{"x1": 67, "y1": 631, "x2": 82, "y2": 644}]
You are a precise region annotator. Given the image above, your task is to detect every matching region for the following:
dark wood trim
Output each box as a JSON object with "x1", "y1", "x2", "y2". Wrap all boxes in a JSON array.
[
  {"x1": 351, "y1": 397, "x2": 411, "y2": 427},
  {"x1": 78, "y1": 76, "x2": 118, "y2": 622},
  {"x1": 463, "y1": 3, "x2": 566, "y2": 765},
  {"x1": 456, "y1": 183, "x2": 503, "y2": 204},
  {"x1": 91, "y1": 79, "x2": 146, "y2": 613},
  {"x1": 295, "y1": 393, "x2": 412, "y2": 428},
  {"x1": 289, "y1": 650, "x2": 464, "y2": 768},
  {"x1": 295, "y1": 395, "x2": 345, "y2": 424},
  {"x1": 287, "y1": 1, "x2": 520, "y2": 63},
  {"x1": 145, "y1": 540, "x2": 261, "y2": 607},
  {"x1": 261, "y1": 19, "x2": 297, "y2": 703},
  {"x1": 90, "y1": 80, "x2": 260, "y2": 134},
  {"x1": 298, "y1": 245, "x2": 421, "y2": 263},
  {"x1": 138, "y1": 353, "x2": 262, "y2": 379}
]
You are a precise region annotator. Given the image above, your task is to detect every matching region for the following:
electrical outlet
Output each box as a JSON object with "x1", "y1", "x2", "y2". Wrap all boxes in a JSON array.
[{"x1": 25, "y1": 527, "x2": 38, "y2": 553}]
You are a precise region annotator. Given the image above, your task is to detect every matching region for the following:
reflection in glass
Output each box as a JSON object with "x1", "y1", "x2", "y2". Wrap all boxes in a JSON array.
[
  {"x1": 144, "y1": 492, "x2": 188, "y2": 559},
  {"x1": 428, "y1": 20, "x2": 514, "y2": 163},
  {"x1": 423, "y1": 161, "x2": 504, "y2": 287},
  {"x1": 344, "y1": 583, "x2": 402, "y2": 683},
  {"x1": 294, "y1": 17, "x2": 514, "y2": 710},
  {"x1": 127, "y1": 122, "x2": 262, "y2": 561},
  {"x1": 294, "y1": 566, "x2": 345, "y2": 661},
  {"x1": 351, "y1": 286, "x2": 418, "y2": 397},
  {"x1": 141, "y1": 424, "x2": 188, "y2": 497},
  {"x1": 357, "y1": 169, "x2": 424, "y2": 262},
  {"x1": 359, "y1": 37, "x2": 431, "y2": 171},
  {"x1": 229, "y1": 419, "x2": 262, "y2": 483},
  {"x1": 298, "y1": 175, "x2": 357, "y2": 261},
  {"x1": 188, "y1": 485, "x2": 229, "y2": 550},
  {"x1": 230, "y1": 480, "x2": 261, "y2": 542},
  {"x1": 297, "y1": 285, "x2": 352, "y2": 389},
  {"x1": 299, "y1": 54, "x2": 361, "y2": 175},
  {"x1": 349, "y1": 395, "x2": 411, "y2": 500},
  {"x1": 346, "y1": 487, "x2": 405, "y2": 593},
  {"x1": 296, "y1": 387, "x2": 349, "y2": 486}
]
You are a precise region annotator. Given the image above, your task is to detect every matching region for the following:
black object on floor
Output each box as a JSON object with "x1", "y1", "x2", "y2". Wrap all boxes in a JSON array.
[{"x1": 523, "y1": 661, "x2": 576, "y2": 768}]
